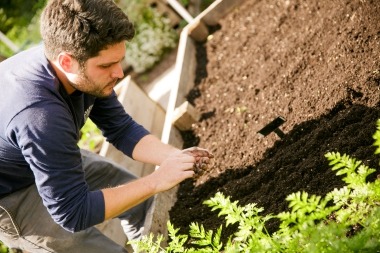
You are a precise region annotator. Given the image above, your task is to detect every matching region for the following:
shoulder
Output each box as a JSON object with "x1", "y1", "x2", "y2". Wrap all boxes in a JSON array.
[{"x1": 0, "y1": 44, "x2": 67, "y2": 125}]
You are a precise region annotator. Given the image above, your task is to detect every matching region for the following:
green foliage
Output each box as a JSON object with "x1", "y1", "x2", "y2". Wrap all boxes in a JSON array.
[
  {"x1": 121, "y1": 1, "x2": 178, "y2": 73},
  {"x1": 188, "y1": 222, "x2": 223, "y2": 252},
  {"x1": 78, "y1": 119, "x2": 103, "y2": 152},
  {"x1": 373, "y1": 119, "x2": 380, "y2": 154},
  {"x1": 0, "y1": 0, "x2": 46, "y2": 32},
  {"x1": 1, "y1": 0, "x2": 178, "y2": 74},
  {"x1": 129, "y1": 221, "x2": 224, "y2": 253},
  {"x1": 0, "y1": 241, "x2": 20, "y2": 253},
  {"x1": 0, "y1": 0, "x2": 46, "y2": 57},
  {"x1": 131, "y1": 119, "x2": 380, "y2": 252},
  {"x1": 0, "y1": 241, "x2": 9, "y2": 253},
  {"x1": 130, "y1": 233, "x2": 165, "y2": 253}
]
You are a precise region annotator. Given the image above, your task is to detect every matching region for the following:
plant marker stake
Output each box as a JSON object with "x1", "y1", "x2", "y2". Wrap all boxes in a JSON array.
[{"x1": 258, "y1": 116, "x2": 286, "y2": 139}]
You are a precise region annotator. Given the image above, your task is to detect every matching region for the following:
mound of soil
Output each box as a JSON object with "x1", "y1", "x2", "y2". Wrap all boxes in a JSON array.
[{"x1": 169, "y1": 0, "x2": 380, "y2": 241}]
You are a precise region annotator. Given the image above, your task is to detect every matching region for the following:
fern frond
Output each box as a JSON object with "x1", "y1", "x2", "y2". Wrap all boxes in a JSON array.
[
  {"x1": 325, "y1": 152, "x2": 361, "y2": 177},
  {"x1": 188, "y1": 222, "x2": 223, "y2": 252},
  {"x1": 167, "y1": 221, "x2": 189, "y2": 252},
  {"x1": 204, "y1": 192, "x2": 244, "y2": 226},
  {"x1": 373, "y1": 119, "x2": 380, "y2": 154},
  {"x1": 128, "y1": 233, "x2": 165, "y2": 253}
]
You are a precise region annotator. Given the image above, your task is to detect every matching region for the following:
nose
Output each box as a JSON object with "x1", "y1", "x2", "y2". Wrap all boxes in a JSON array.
[{"x1": 111, "y1": 63, "x2": 124, "y2": 79}]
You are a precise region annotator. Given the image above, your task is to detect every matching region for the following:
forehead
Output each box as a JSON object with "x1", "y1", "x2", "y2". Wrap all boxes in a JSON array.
[{"x1": 89, "y1": 42, "x2": 126, "y2": 64}]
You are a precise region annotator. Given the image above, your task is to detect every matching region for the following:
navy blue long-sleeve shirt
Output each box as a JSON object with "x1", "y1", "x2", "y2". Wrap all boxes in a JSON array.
[{"x1": 0, "y1": 45, "x2": 150, "y2": 232}]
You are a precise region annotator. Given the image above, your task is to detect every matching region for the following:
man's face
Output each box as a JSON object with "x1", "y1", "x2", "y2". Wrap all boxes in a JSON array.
[{"x1": 70, "y1": 42, "x2": 126, "y2": 97}]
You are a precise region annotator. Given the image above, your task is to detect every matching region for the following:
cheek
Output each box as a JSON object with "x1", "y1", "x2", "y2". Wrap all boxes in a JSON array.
[
  {"x1": 95, "y1": 69, "x2": 111, "y2": 81},
  {"x1": 86, "y1": 66, "x2": 107, "y2": 77}
]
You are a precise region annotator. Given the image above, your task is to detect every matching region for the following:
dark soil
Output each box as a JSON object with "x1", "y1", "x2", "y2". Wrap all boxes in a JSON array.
[{"x1": 169, "y1": 0, "x2": 380, "y2": 242}]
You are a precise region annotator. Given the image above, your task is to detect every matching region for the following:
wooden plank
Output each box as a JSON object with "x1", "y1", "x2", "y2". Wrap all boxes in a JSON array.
[
  {"x1": 188, "y1": 19, "x2": 209, "y2": 42},
  {"x1": 172, "y1": 101, "x2": 201, "y2": 131},
  {"x1": 159, "y1": 25, "x2": 197, "y2": 145},
  {"x1": 187, "y1": 0, "x2": 247, "y2": 42}
]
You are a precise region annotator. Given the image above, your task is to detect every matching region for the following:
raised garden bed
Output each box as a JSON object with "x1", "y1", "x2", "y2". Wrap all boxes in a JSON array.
[{"x1": 162, "y1": 0, "x2": 380, "y2": 244}]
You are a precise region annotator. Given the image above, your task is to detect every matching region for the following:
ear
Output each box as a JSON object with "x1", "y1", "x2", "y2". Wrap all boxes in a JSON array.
[{"x1": 57, "y1": 52, "x2": 79, "y2": 74}]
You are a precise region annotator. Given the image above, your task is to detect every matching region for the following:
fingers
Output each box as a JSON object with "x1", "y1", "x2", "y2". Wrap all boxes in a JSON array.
[
  {"x1": 194, "y1": 156, "x2": 210, "y2": 164},
  {"x1": 160, "y1": 147, "x2": 214, "y2": 182},
  {"x1": 181, "y1": 147, "x2": 214, "y2": 178},
  {"x1": 172, "y1": 155, "x2": 197, "y2": 171},
  {"x1": 153, "y1": 147, "x2": 214, "y2": 192},
  {"x1": 183, "y1": 147, "x2": 214, "y2": 158}
]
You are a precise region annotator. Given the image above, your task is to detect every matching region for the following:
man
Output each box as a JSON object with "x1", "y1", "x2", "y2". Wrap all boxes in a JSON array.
[{"x1": 0, "y1": 0, "x2": 213, "y2": 252}]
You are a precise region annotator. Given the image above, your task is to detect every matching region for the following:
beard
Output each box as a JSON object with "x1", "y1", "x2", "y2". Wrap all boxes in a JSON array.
[{"x1": 70, "y1": 67, "x2": 117, "y2": 98}]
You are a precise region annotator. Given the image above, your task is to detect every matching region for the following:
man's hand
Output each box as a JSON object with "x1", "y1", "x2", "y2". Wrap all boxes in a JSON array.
[
  {"x1": 184, "y1": 147, "x2": 214, "y2": 176},
  {"x1": 147, "y1": 147, "x2": 214, "y2": 192},
  {"x1": 103, "y1": 144, "x2": 213, "y2": 220}
]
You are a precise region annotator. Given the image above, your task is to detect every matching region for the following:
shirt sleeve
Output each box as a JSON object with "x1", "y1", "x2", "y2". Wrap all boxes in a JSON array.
[
  {"x1": 7, "y1": 101, "x2": 105, "y2": 233},
  {"x1": 89, "y1": 92, "x2": 150, "y2": 158}
]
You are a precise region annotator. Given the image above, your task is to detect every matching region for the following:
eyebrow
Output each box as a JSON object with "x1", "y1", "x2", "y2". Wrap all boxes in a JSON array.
[{"x1": 99, "y1": 56, "x2": 125, "y2": 66}]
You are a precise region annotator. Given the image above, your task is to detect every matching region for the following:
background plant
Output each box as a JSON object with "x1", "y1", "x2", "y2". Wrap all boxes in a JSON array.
[
  {"x1": 130, "y1": 119, "x2": 380, "y2": 252},
  {"x1": 0, "y1": 0, "x2": 46, "y2": 57},
  {"x1": 78, "y1": 119, "x2": 104, "y2": 152},
  {"x1": 0, "y1": 242, "x2": 8, "y2": 253},
  {"x1": 1, "y1": 0, "x2": 178, "y2": 74},
  {"x1": 119, "y1": 0, "x2": 178, "y2": 73},
  {"x1": 0, "y1": 241, "x2": 20, "y2": 253}
]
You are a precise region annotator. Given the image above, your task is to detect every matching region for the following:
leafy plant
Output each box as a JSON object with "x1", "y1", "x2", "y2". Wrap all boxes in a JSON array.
[
  {"x1": 120, "y1": 0, "x2": 178, "y2": 73},
  {"x1": 1, "y1": 0, "x2": 178, "y2": 74},
  {"x1": 0, "y1": 241, "x2": 20, "y2": 253},
  {"x1": 0, "y1": 0, "x2": 46, "y2": 57},
  {"x1": 78, "y1": 119, "x2": 103, "y2": 152},
  {"x1": 0, "y1": 242, "x2": 9, "y2": 253},
  {"x1": 0, "y1": 0, "x2": 45, "y2": 32},
  {"x1": 130, "y1": 119, "x2": 380, "y2": 252}
]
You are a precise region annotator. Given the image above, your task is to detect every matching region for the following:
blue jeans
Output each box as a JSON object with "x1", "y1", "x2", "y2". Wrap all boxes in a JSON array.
[{"x1": 0, "y1": 149, "x2": 153, "y2": 252}]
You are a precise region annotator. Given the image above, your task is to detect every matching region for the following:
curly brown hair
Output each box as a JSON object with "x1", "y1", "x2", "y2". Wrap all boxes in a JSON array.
[{"x1": 40, "y1": 0, "x2": 134, "y2": 65}]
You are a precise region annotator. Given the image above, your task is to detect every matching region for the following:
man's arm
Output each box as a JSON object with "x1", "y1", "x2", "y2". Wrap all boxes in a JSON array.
[
  {"x1": 131, "y1": 134, "x2": 180, "y2": 165},
  {"x1": 102, "y1": 134, "x2": 213, "y2": 220},
  {"x1": 132, "y1": 134, "x2": 213, "y2": 167}
]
